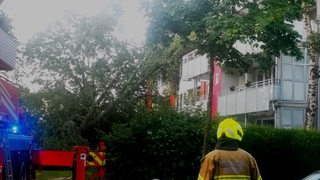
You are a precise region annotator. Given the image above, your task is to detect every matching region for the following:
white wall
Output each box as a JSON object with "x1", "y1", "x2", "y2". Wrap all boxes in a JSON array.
[{"x1": 220, "y1": 71, "x2": 241, "y2": 91}]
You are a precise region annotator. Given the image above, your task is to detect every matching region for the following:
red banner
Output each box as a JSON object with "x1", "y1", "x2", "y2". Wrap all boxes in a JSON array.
[{"x1": 212, "y1": 61, "x2": 221, "y2": 117}]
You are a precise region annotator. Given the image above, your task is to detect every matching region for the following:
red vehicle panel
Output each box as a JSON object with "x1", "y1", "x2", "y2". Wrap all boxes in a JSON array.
[{"x1": 31, "y1": 150, "x2": 74, "y2": 167}]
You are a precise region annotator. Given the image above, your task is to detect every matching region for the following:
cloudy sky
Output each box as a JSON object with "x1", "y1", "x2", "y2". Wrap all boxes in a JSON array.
[{"x1": 1, "y1": 0, "x2": 148, "y2": 43}]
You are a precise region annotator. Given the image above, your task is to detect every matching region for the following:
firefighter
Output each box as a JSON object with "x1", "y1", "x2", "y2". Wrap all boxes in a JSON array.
[{"x1": 198, "y1": 118, "x2": 262, "y2": 180}]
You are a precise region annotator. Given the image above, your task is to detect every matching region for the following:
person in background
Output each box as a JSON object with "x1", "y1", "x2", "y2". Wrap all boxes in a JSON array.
[{"x1": 198, "y1": 118, "x2": 262, "y2": 180}]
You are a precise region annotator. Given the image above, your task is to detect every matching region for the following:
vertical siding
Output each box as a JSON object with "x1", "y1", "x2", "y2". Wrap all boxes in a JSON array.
[{"x1": 0, "y1": 27, "x2": 17, "y2": 70}]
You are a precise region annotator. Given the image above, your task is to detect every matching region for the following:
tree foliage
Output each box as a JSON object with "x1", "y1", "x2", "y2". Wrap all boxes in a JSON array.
[
  {"x1": 19, "y1": 86, "x2": 88, "y2": 149},
  {"x1": 143, "y1": 0, "x2": 308, "y2": 72},
  {"x1": 145, "y1": 35, "x2": 186, "y2": 95},
  {"x1": 20, "y1": 13, "x2": 161, "y2": 148},
  {"x1": 0, "y1": 10, "x2": 15, "y2": 38},
  {"x1": 142, "y1": 0, "x2": 318, "y2": 153}
]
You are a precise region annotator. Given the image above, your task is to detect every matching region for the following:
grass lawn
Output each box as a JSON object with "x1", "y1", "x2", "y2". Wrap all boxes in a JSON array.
[
  {"x1": 35, "y1": 168, "x2": 99, "y2": 179},
  {"x1": 35, "y1": 170, "x2": 72, "y2": 180}
]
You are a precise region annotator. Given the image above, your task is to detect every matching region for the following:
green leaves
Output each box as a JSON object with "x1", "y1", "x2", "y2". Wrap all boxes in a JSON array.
[
  {"x1": 305, "y1": 32, "x2": 320, "y2": 53},
  {"x1": 20, "y1": 12, "x2": 162, "y2": 148},
  {"x1": 242, "y1": 126, "x2": 320, "y2": 179},
  {"x1": 104, "y1": 109, "x2": 208, "y2": 179},
  {"x1": 144, "y1": 0, "x2": 306, "y2": 71}
]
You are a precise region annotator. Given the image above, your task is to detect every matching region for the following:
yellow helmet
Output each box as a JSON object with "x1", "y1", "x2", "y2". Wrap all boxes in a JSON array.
[{"x1": 217, "y1": 118, "x2": 243, "y2": 141}]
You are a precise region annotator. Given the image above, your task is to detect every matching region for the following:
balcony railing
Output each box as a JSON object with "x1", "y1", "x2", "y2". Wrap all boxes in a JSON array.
[
  {"x1": 181, "y1": 54, "x2": 209, "y2": 81},
  {"x1": 217, "y1": 79, "x2": 280, "y2": 116},
  {"x1": 0, "y1": 27, "x2": 17, "y2": 71}
]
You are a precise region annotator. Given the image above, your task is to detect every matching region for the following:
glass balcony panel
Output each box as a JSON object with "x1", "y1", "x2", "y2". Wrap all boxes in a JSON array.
[
  {"x1": 181, "y1": 53, "x2": 209, "y2": 80},
  {"x1": 236, "y1": 91, "x2": 245, "y2": 113},
  {"x1": 246, "y1": 88, "x2": 257, "y2": 113},
  {"x1": 218, "y1": 93, "x2": 227, "y2": 116},
  {"x1": 226, "y1": 93, "x2": 236, "y2": 115},
  {"x1": 218, "y1": 79, "x2": 275, "y2": 116},
  {"x1": 257, "y1": 87, "x2": 270, "y2": 111}
]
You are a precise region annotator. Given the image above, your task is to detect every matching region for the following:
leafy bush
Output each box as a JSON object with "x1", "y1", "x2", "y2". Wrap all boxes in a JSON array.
[
  {"x1": 242, "y1": 126, "x2": 320, "y2": 179},
  {"x1": 104, "y1": 114, "x2": 320, "y2": 180},
  {"x1": 104, "y1": 108, "x2": 211, "y2": 180}
]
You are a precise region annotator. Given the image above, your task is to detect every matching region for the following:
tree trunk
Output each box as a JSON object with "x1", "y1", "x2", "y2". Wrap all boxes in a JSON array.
[
  {"x1": 303, "y1": 3, "x2": 319, "y2": 129},
  {"x1": 202, "y1": 58, "x2": 214, "y2": 156}
]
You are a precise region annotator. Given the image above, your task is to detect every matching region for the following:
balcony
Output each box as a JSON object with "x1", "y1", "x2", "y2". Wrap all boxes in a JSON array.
[
  {"x1": 181, "y1": 51, "x2": 209, "y2": 81},
  {"x1": 0, "y1": 27, "x2": 17, "y2": 71},
  {"x1": 217, "y1": 79, "x2": 280, "y2": 116}
]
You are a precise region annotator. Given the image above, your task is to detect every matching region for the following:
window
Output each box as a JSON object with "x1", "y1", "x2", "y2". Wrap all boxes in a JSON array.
[
  {"x1": 293, "y1": 82, "x2": 306, "y2": 100},
  {"x1": 215, "y1": 73, "x2": 220, "y2": 85},
  {"x1": 282, "y1": 64, "x2": 293, "y2": 80},
  {"x1": 292, "y1": 110, "x2": 304, "y2": 127},
  {"x1": 294, "y1": 65, "x2": 305, "y2": 81},
  {"x1": 281, "y1": 108, "x2": 305, "y2": 128},
  {"x1": 282, "y1": 54, "x2": 293, "y2": 63},
  {"x1": 281, "y1": 109, "x2": 291, "y2": 126},
  {"x1": 281, "y1": 81, "x2": 293, "y2": 100}
]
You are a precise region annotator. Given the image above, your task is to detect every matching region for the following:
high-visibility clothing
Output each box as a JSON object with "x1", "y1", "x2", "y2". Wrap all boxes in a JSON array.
[{"x1": 198, "y1": 148, "x2": 262, "y2": 180}]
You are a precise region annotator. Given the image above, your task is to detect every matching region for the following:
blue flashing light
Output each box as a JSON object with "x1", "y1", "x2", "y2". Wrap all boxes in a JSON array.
[{"x1": 11, "y1": 126, "x2": 18, "y2": 133}]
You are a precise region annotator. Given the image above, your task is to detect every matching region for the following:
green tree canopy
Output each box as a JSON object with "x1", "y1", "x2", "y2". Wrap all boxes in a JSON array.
[
  {"x1": 143, "y1": 0, "x2": 309, "y2": 72},
  {"x1": 20, "y1": 12, "x2": 161, "y2": 148},
  {"x1": 142, "y1": 0, "x2": 316, "y2": 152}
]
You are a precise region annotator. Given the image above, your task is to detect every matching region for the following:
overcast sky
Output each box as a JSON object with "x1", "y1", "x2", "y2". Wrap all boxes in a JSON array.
[{"x1": 1, "y1": 0, "x2": 147, "y2": 43}]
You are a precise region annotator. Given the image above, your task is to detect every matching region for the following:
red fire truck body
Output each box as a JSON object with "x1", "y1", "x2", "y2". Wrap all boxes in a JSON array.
[
  {"x1": 0, "y1": 2, "x2": 106, "y2": 179},
  {"x1": 0, "y1": 16, "x2": 33, "y2": 179},
  {"x1": 0, "y1": 80, "x2": 33, "y2": 179}
]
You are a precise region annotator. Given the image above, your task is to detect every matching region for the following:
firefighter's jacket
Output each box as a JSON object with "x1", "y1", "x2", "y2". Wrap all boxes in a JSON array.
[{"x1": 198, "y1": 138, "x2": 262, "y2": 180}]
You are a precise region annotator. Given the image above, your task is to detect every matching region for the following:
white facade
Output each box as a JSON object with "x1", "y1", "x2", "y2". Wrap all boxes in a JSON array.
[
  {"x1": 181, "y1": 50, "x2": 209, "y2": 81},
  {"x1": 218, "y1": 80, "x2": 276, "y2": 116},
  {"x1": 177, "y1": 50, "x2": 210, "y2": 111},
  {"x1": 177, "y1": 48, "x2": 309, "y2": 128}
]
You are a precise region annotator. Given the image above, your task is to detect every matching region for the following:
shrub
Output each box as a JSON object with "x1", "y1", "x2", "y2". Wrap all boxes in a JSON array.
[
  {"x1": 104, "y1": 108, "x2": 211, "y2": 180},
  {"x1": 104, "y1": 114, "x2": 320, "y2": 180},
  {"x1": 242, "y1": 126, "x2": 320, "y2": 179}
]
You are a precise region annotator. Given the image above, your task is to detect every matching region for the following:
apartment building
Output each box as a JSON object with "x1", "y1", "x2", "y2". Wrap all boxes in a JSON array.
[{"x1": 176, "y1": 45, "x2": 310, "y2": 128}]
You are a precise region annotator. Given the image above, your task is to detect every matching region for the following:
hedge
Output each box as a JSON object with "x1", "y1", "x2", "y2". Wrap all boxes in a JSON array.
[
  {"x1": 103, "y1": 109, "x2": 211, "y2": 180},
  {"x1": 242, "y1": 126, "x2": 320, "y2": 179},
  {"x1": 103, "y1": 111, "x2": 320, "y2": 180}
]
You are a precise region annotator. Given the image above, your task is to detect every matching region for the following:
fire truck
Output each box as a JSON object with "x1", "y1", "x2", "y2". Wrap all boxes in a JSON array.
[{"x1": 0, "y1": 2, "x2": 106, "y2": 180}]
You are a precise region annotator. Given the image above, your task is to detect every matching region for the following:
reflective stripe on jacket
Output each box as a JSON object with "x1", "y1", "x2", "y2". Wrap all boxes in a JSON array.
[{"x1": 198, "y1": 148, "x2": 262, "y2": 180}]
